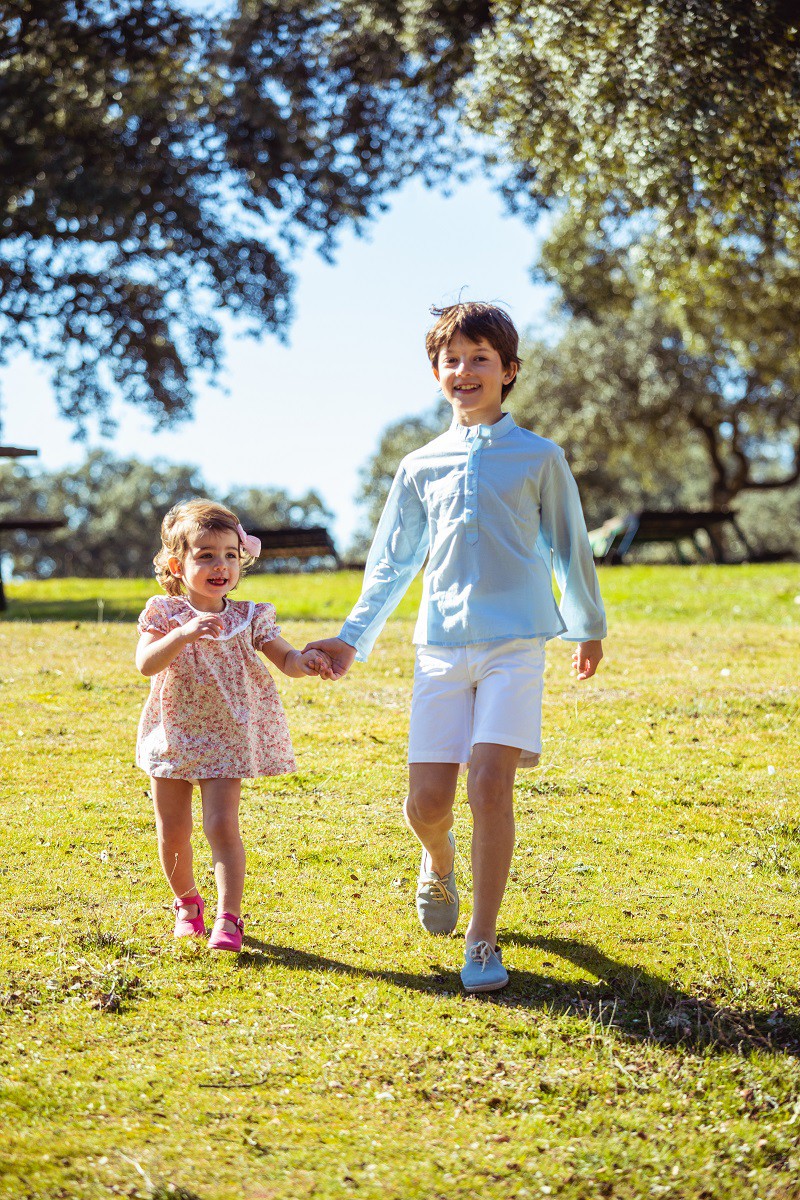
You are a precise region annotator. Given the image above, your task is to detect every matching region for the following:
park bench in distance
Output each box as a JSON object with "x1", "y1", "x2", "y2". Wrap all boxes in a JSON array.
[
  {"x1": 588, "y1": 508, "x2": 760, "y2": 565},
  {"x1": 249, "y1": 525, "x2": 340, "y2": 568},
  {"x1": 0, "y1": 444, "x2": 67, "y2": 611}
]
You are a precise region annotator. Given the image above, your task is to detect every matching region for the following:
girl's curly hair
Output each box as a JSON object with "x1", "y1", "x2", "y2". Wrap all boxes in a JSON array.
[{"x1": 153, "y1": 499, "x2": 257, "y2": 596}]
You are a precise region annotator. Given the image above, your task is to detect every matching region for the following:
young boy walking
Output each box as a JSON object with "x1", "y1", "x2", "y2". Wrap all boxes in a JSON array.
[{"x1": 308, "y1": 302, "x2": 606, "y2": 992}]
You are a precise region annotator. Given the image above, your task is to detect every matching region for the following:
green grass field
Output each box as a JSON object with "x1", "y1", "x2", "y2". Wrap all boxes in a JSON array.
[{"x1": 1, "y1": 565, "x2": 800, "y2": 1200}]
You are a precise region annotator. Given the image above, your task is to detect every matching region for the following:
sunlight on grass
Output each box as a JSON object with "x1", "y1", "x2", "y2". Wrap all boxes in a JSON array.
[{"x1": 1, "y1": 566, "x2": 800, "y2": 1198}]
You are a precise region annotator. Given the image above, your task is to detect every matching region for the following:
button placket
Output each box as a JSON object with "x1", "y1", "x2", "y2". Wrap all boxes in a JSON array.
[{"x1": 464, "y1": 431, "x2": 486, "y2": 546}]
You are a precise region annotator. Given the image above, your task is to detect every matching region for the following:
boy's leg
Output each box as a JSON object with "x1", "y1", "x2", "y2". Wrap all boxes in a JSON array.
[
  {"x1": 464, "y1": 742, "x2": 522, "y2": 949},
  {"x1": 404, "y1": 762, "x2": 460, "y2": 876},
  {"x1": 200, "y1": 779, "x2": 244, "y2": 930},
  {"x1": 405, "y1": 762, "x2": 460, "y2": 935},
  {"x1": 151, "y1": 777, "x2": 197, "y2": 901}
]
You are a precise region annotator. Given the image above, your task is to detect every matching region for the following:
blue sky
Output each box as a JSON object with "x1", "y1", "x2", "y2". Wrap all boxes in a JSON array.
[{"x1": 2, "y1": 175, "x2": 556, "y2": 548}]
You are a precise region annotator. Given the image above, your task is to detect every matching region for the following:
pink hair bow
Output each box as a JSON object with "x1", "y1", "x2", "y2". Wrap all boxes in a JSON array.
[{"x1": 236, "y1": 523, "x2": 261, "y2": 557}]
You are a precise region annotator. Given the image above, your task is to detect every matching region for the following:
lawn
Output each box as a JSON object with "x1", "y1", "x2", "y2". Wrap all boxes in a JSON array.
[{"x1": 1, "y1": 565, "x2": 800, "y2": 1200}]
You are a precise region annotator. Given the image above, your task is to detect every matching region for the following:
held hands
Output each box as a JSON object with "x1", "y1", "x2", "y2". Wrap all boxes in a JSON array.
[
  {"x1": 301, "y1": 637, "x2": 357, "y2": 681},
  {"x1": 572, "y1": 639, "x2": 604, "y2": 681},
  {"x1": 298, "y1": 647, "x2": 334, "y2": 678}
]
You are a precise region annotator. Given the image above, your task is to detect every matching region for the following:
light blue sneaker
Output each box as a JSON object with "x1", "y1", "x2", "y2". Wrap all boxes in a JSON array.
[
  {"x1": 461, "y1": 941, "x2": 508, "y2": 993},
  {"x1": 415, "y1": 831, "x2": 459, "y2": 935}
]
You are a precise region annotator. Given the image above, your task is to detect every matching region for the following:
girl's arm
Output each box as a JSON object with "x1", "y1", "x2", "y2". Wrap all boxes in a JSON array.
[
  {"x1": 259, "y1": 635, "x2": 332, "y2": 679},
  {"x1": 135, "y1": 614, "x2": 224, "y2": 676}
]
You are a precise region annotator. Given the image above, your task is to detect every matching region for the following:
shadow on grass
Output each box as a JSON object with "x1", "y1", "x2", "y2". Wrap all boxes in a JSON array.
[
  {"x1": 241, "y1": 934, "x2": 800, "y2": 1059},
  {"x1": 2, "y1": 599, "x2": 140, "y2": 622}
]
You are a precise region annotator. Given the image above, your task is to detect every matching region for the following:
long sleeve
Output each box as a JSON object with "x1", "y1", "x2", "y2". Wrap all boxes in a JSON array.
[
  {"x1": 538, "y1": 450, "x2": 607, "y2": 642},
  {"x1": 340, "y1": 466, "x2": 429, "y2": 661}
]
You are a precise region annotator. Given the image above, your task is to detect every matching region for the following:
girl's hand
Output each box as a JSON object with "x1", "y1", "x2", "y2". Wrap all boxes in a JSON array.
[
  {"x1": 301, "y1": 637, "x2": 357, "y2": 680},
  {"x1": 180, "y1": 614, "x2": 225, "y2": 643},
  {"x1": 299, "y1": 648, "x2": 333, "y2": 677}
]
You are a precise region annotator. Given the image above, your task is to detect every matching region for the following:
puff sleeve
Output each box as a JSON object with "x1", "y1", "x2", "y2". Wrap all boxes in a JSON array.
[
  {"x1": 252, "y1": 602, "x2": 280, "y2": 650},
  {"x1": 137, "y1": 596, "x2": 172, "y2": 636}
]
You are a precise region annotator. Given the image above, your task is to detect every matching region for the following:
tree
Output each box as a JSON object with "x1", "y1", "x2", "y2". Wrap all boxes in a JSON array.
[
  {"x1": 465, "y1": 1, "x2": 800, "y2": 347},
  {"x1": 6, "y1": 0, "x2": 800, "y2": 451},
  {"x1": 223, "y1": 484, "x2": 331, "y2": 533},
  {"x1": 532, "y1": 212, "x2": 800, "y2": 509},
  {"x1": 350, "y1": 400, "x2": 449, "y2": 554},
  {"x1": 0, "y1": 451, "x2": 331, "y2": 577},
  {"x1": 0, "y1": 0, "x2": 449, "y2": 432},
  {"x1": 510, "y1": 317, "x2": 710, "y2": 528}
]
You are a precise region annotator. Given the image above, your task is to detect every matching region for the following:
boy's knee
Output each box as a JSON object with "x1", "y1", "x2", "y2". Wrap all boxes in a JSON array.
[
  {"x1": 405, "y1": 788, "x2": 452, "y2": 828},
  {"x1": 467, "y1": 765, "x2": 515, "y2": 815}
]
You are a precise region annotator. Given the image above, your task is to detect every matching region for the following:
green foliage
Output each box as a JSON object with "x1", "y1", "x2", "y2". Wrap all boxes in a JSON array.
[
  {"x1": 2, "y1": 567, "x2": 800, "y2": 1198},
  {"x1": 0, "y1": 0, "x2": 448, "y2": 429},
  {"x1": 512, "y1": 317, "x2": 709, "y2": 526},
  {"x1": 350, "y1": 398, "x2": 449, "y2": 554},
  {"x1": 467, "y1": 2, "x2": 800, "y2": 343},
  {"x1": 533, "y1": 213, "x2": 800, "y2": 508},
  {"x1": 0, "y1": 451, "x2": 332, "y2": 578}
]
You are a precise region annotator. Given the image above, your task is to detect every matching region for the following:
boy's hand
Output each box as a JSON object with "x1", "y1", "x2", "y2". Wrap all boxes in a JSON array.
[
  {"x1": 302, "y1": 637, "x2": 357, "y2": 680},
  {"x1": 572, "y1": 640, "x2": 603, "y2": 680},
  {"x1": 299, "y1": 648, "x2": 333, "y2": 677},
  {"x1": 181, "y1": 614, "x2": 224, "y2": 643}
]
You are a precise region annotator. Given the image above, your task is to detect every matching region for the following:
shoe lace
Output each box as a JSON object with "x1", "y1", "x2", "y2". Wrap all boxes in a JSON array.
[
  {"x1": 418, "y1": 876, "x2": 457, "y2": 904},
  {"x1": 467, "y1": 940, "x2": 494, "y2": 969}
]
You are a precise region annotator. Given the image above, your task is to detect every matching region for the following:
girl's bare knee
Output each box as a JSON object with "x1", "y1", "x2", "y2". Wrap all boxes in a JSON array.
[{"x1": 203, "y1": 814, "x2": 241, "y2": 850}]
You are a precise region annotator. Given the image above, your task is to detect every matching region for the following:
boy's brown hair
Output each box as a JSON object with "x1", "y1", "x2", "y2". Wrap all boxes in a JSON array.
[
  {"x1": 425, "y1": 301, "x2": 522, "y2": 401},
  {"x1": 153, "y1": 498, "x2": 256, "y2": 596}
]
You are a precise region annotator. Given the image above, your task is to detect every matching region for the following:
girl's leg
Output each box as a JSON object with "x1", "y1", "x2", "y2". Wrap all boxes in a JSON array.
[
  {"x1": 404, "y1": 763, "x2": 460, "y2": 876},
  {"x1": 151, "y1": 777, "x2": 197, "y2": 904},
  {"x1": 200, "y1": 778, "x2": 244, "y2": 933},
  {"x1": 464, "y1": 743, "x2": 522, "y2": 948}
]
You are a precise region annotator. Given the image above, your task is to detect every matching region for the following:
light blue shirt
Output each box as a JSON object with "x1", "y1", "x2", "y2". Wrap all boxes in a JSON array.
[{"x1": 340, "y1": 413, "x2": 606, "y2": 660}]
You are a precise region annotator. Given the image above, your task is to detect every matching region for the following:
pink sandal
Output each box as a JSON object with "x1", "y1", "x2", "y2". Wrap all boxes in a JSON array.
[
  {"x1": 173, "y1": 893, "x2": 206, "y2": 938},
  {"x1": 208, "y1": 912, "x2": 244, "y2": 952}
]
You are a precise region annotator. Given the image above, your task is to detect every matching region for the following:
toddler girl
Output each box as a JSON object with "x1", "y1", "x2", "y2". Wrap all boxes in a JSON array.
[{"x1": 135, "y1": 499, "x2": 330, "y2": 951}]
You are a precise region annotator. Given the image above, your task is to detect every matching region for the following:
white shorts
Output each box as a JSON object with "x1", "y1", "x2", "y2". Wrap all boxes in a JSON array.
[{"x1": 407, "y1": 637, "x2": 546, "y2": 769}]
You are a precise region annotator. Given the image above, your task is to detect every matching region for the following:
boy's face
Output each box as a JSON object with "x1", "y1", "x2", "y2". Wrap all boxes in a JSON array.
[{"x1": 433, "y1": 333, "x2": 517, "y2": 426}]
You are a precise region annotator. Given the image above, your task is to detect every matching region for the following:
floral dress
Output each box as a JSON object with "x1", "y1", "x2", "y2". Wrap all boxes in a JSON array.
[{"x1": 135, "y1": 595, "x2": 297, "y2": 780}]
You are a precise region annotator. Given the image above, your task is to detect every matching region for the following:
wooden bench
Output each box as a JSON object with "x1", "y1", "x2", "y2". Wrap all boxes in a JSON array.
[
  {"x1": 249, "y1": 525, "x2": 340, "y2": 567},
  {"x1": 0, "y1": 518, "x2": 66, "y2": 610},
  {"x1": 588, "y1": 509, "x2": 750, "y2": 565},
  {"x1": 0, "y1": 445, "x2": 68, "y2": 610}
]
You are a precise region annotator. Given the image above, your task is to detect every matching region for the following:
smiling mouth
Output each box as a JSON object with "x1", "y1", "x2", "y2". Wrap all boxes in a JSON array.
[
  {"x1": 454, "y1": 383, "x2": 480, "y2": 393},
  {"x1": 208, "y1": 578, "x2": 228, "y2": 586}
]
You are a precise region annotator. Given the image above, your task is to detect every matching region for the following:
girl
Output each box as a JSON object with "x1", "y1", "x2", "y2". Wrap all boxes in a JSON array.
[{"x1": 135, "y1": 499, "x2": 330, "y2": 952}]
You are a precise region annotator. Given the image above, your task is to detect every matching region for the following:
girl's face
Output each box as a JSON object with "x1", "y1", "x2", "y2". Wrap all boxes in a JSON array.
[{"x1": 169, "y1": 528, "x2": 241, "y2": 611}]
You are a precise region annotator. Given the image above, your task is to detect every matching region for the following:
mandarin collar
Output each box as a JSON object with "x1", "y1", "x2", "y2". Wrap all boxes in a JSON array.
[{"x1": 449, "y1": 412, "x2": 516, "y2": 443}]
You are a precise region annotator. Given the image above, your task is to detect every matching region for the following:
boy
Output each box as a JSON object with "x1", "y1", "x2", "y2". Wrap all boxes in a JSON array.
[{"x1": 307, "y1": 302, "x2": 605, "y2": 992}]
